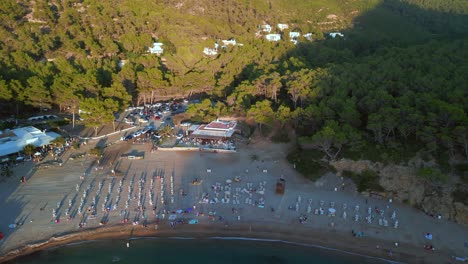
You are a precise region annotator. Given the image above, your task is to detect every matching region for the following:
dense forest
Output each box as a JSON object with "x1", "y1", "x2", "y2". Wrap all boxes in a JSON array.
[{"x1": 0, "y1": 0, "x2": 467, "y2": 168}]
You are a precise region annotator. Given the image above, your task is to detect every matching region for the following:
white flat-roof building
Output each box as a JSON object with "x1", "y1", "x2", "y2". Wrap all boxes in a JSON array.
[
  {"x1": 304, "y1": 33, "x2": 313, "y2": 41},
  {"x1": 148, "y1": 42, "x2": 164, "y2": 55},
  {"x1": 0, "y1": 126, "x2": 60, "y2": 157},
  {"x1": 278, "y1": 23, "x2": 289, "y2": 31},
  {"x1": 261, "y1": 24, "x2": 272, "y2": 33},
  {"x1": 118, "y1": 60, "x2": 127, "y2": 68},
  {"x1": 203, "y1": 47, "x2": 218, "y2": 56},
  {"x1": 289, "y1": 32, "x2": 301, "y2": 44},
  {"x1": 266, "y1": 34, "x2": 281, "y2": 42},
  {"x1": 329, "y1": 32, "x2": 344, "y2": 38},
  {"x1": 289, "y1": 32, "x2": 301, "y2": 39},
  {"x1": 222, "y1": 39, "x2": 237, "y2": 47}
]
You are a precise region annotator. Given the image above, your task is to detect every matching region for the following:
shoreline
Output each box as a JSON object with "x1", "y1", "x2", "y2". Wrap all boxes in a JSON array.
[{"x1": 0, "y1": 221, "x2": 449, "y2": 264}]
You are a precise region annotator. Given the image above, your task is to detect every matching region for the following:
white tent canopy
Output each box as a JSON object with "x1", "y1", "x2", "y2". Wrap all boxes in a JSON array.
[{"x1": 0, "y1": 126, "x2": 60, "y2": 157}]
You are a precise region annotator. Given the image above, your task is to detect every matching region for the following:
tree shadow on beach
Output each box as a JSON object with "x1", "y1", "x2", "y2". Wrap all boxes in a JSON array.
[{"x1": 0, "y1": 166, "x2": 32, "y2": 250}]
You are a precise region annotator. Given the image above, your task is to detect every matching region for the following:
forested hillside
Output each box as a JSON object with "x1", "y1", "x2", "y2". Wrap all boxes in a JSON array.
[{"x1": 0, "y1": 0, "x2": 467, "y2": 166}]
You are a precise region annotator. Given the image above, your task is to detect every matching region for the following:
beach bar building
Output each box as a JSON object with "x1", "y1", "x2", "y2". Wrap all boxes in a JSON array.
[
  {"x1": 0, "y1": 126, "x2": 60, "y2": 158},
  {"x1": 188, "y1": 120, "x2": 238, "y2": 141}
]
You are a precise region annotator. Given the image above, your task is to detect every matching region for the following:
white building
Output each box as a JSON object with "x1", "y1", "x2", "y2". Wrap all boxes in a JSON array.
[
  {"x1": 304, "y1": 33, "x2": 313, "y2": 41},
  {"x1": 189, "y1": 120, "x2": 238, "y2": 140},
  {"x1": 261, "y1": 24, "x2": 272, "y2": 33},
  {"x1": 0, "y1": 126, "x2": 60, "y2": 157},
  {"x1": 277, "y1": 23, "x2": 289, "y2": 31},
  {"x1": 148, "y1": 42, "x2": 164, "y2": 55},
  {"x1": 289, "y1": 32, "x2": 301, "y2": 39},
  {"x1": 203, "y1": 47, "x2": 218, "y2": 56},
  {"x1": 329, "y1": 32, "x2": 344, "y2": 38},
  {"x1": 222, "y1": 39, "x2": 237, "y2": 47},
  {"x1": 265, "y1": 34, "x2": 281, "y2": 42},
  {"x1": 118, "y1": 60, "x2": 127, "y2": 68}
]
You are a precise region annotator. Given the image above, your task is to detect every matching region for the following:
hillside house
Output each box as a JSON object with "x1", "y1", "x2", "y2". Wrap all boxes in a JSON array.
[
  {"x1": 278, "y1": 23, "x2": 289, "y2": 31},
  {"x1": 329, "y1": 32, "x2": 344, "y2": 38},
  {"x1": 118, "y1": 60, "x2": 127, "y2": 68},
  {"x1": 148, "y1": 42, "x2": 164, "y2": 55},
  {"x1": 289, "y1": 32, "x2": 301, "y2": 44},
  {"x1": 261, "y1": 24, "x2": 272, "y2": 33},
  {"x1": 222, "y1": 39, "x2": 237, "y2": 47},
  {"x1": 203, "y1": 47, "x2": 218, "y2": 56},
  {"x1": 265, "y1": 34, "x2": 281, "y2": 42},
  {"x1": 304, "y1": 33, "x2": 313, "y2": 41}
]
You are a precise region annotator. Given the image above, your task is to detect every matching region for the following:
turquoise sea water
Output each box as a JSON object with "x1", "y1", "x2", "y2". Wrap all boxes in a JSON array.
[{"x1": 9, "y1": 237, "x2": 390, "y2": 264}]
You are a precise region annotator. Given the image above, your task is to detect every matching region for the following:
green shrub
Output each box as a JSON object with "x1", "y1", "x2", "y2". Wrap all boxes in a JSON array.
[
  {"x1": 0, "y1": 121, "x2": 15, "y2": 130},
  {"x1": 250, "y1": 154, "x2": 259, "y2": 161},
  {"x1": 342, "y1": 169, "x2": 384, "y2": 193},
  {"x1": 72, "y1": 142, "x2": 80, "y2": 150},
  {"x1": 417, "y1": 167, "x2": 448, "y2": 183},
  {"x1": 287, "y1": 148, "x2": 335, "y2": 181},
  {"x1": 452, "y1": 185, "x2": 468, "y2": 205},
  {"x1": 260, "y1": 125, "x2": 272, "y2": 137},
  {"x1": 271, "y1": 129, "x2": 290, "y2": 143},
  {"x1": 48, "y1": 119, "x2": 70, "y2": 128},
  {"x1": 88, "y1": 147, "x2": 103, "y2": 157},
  {"x1": 1, "y1": 167, "x2": 13, "y2": 177},
  {"x1": 454, "y1": 163, "x2": 468, "y2": 184}
]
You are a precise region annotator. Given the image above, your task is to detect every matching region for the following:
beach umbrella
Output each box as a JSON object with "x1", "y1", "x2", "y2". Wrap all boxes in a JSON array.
[{"x1": 34, "y1": 152, "x2": 41, "y2": 156}]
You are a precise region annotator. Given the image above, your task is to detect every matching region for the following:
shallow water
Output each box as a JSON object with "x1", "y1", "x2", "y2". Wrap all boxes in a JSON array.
[{"x1": 10, "y1": 237, "x2": 390, "y2": 264}]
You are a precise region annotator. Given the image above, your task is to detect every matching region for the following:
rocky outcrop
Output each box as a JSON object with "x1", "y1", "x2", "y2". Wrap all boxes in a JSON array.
[{"x1": 330, "y1": 159, "x2": 468, "y2": 226}]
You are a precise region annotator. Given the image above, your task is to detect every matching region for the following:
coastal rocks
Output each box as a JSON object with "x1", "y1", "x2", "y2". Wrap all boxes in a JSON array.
[
  {"x1": 331, "y1": 159, "x2": 383, "y2": 174},
  {"x1": 453, "y1": 202, "x2": 468, "y2": 224},
  {"x1": 378, "y1": 165, "x2": 423, "y2": 205},
  {"x1": 330, "y1": 159, "x2": 468, "y2": 226}
]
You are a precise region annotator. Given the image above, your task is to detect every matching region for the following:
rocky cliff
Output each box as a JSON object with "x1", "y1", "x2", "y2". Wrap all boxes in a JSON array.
[{"x1": 330, "y1": 159, "x2": 468, "y2": 226}]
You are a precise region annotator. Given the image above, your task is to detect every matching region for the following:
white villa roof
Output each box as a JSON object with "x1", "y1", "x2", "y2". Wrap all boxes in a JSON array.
[
  {"x1": 329, "y1": 32, "x2": 344, "y2": 38},
  {"x1": 203, "y1": 47, "x2": 218, "y2": 56},
  {"x1": 0, "y1": 126, "x2": 60, "y2": 157},
  {"x1": 289, "y1": 32, "x2": 301, "y2": 38},
  {"x1": 266, "y1": 34, "x2": 281, "y2": 41},
  {"x1": 148, "y1": 42, "x2": 164, "y2": 54},
  {"x1": 261, "y1": 24, "x2": 272, "y2": 32},
  {"x1": 278, "y1": 23, "x2": 289, "y2": 30}
]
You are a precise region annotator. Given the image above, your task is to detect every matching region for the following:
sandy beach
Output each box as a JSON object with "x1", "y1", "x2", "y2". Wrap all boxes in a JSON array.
[{"x1": 0, "y1": 132, "x2": 467, "y2": 263}]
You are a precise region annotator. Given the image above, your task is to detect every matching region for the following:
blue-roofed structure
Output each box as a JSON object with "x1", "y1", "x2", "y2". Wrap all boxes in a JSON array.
[{"x1": 0, "y1": 126, "x2": 60, "y2": 157}]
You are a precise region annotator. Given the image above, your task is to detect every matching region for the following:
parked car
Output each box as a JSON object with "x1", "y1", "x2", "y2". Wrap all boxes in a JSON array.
[
  {"x1": 134, "y1": 130, "x2": 142, "y2": 137},
  {"x1": 142, "y1": 126, "x2": 154, "y2": 134},
  {"x1": 122, "y1": 134, "x2": 134, "y2": 141}
]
